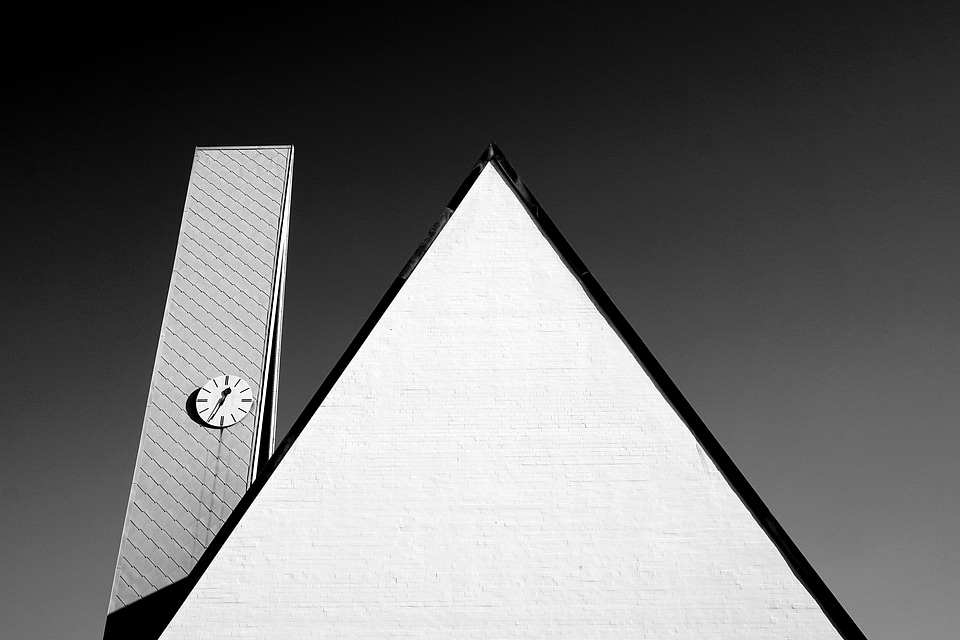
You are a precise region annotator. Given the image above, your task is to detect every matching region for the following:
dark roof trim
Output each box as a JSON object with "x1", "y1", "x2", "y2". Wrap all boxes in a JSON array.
[{"x1": 163, "y1": 142, "x2": 867, "y2": 640}]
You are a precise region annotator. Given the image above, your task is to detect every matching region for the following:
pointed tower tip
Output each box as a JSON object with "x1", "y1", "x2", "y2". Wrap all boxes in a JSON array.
[{"x1": 481, "y1": 141, "x2": 504, "y2": 165}]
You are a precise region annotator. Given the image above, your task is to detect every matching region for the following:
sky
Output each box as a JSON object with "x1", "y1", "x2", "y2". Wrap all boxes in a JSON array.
[{"x1": 2, "y1": 2, "x2": 959, "y2": 638}]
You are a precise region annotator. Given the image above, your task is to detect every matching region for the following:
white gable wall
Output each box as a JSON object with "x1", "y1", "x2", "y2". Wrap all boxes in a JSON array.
[{"x1": 161, "y1": 164, "x2": 842, "y2": 638}]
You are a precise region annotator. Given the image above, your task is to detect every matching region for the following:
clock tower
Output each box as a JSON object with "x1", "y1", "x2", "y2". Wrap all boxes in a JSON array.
[{"x1": 104, "y1": 146, "x2": 294, "y2": 638}]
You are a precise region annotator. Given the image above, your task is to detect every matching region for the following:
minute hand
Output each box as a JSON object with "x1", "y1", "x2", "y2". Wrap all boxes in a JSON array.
[{"x1": 208, "y1": 388, "x2": 231, "y2": 420}]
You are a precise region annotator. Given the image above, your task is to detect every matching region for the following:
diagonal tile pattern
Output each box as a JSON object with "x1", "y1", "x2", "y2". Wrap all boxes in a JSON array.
[{"x1": 109, "y1": 147, "x2": 293, "y2": 612}]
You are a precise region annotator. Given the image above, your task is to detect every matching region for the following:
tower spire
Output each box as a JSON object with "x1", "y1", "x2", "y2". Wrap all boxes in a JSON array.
[{"x1": 103, "y1": 146, "x2": 294, "y2": 639}]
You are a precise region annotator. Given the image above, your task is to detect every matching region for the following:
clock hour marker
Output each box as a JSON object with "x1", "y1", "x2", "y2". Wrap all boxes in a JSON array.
[
  {"x1": 220, "y1": 416, "x2": 224, "y2": 426},
  {"x1": 241, "y1": 398, "x2": 252, "y2": 402}
]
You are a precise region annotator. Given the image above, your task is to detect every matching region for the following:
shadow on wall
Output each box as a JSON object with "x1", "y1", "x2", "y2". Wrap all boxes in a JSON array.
[
  {"x1": 185, "y1": 389, "x2": 204, "y2": 426},
  {"x1": 102, "y1": 579, "x2": 190, "y2": 640}
]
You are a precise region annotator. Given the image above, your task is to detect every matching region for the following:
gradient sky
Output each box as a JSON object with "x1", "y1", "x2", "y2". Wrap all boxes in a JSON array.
[{"x1": 2, "y1": 3, "x2": 959, "y2": 638}]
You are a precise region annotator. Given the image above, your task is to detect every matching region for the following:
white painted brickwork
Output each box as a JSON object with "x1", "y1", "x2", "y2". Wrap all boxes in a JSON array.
[{"x1": 162, "y1": 165, "x2": 843, "y2": 638}]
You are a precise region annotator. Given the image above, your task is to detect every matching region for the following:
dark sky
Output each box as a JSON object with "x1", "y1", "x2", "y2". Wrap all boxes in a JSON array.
[{"x1": 3, "y1": 3, "x2": 959, "y2": 638}]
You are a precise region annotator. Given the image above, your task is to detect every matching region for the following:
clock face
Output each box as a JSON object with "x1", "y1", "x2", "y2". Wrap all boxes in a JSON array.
[{"x1": 195, "y1": 375, "x2": 254, "y2": 428}]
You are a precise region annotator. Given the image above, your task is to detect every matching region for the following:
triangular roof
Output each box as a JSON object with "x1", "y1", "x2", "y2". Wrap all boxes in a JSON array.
[{"x1": 142, "y1": 143, "x2": 866, "y2": 639}]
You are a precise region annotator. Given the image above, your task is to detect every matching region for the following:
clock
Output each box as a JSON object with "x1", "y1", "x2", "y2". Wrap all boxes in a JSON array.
[{"x1": 195, "y1": 375, "x2": 254, "y2": 428}]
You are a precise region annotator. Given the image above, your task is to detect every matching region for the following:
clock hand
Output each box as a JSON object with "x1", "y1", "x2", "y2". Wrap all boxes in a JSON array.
[
  {"x1": 208, "y1": 387, "x2": 231, "y2": 420},
  {"x1": 208, "y1": 398, "x2": 224, "y2": 420}
]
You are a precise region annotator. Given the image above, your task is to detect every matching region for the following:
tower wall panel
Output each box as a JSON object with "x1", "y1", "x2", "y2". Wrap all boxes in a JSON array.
[{"x1": 108, "y1": 147, "x2": 293, "y2": 614}]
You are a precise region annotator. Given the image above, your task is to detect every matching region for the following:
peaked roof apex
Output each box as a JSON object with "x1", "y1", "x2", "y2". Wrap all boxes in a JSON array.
[{"x1": 438, "y1": 142, "x2": 589, "y2": 280}]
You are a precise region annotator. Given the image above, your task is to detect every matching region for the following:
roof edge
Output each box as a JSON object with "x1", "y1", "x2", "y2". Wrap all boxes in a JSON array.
[{"x1": 483, "y1": 145, "x2": 868, "y2": 640}]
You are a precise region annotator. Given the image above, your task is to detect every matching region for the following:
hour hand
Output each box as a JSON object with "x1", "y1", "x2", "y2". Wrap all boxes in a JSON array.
[{"x1": 208, "y1": 389, "x2": 230, "y2": 419}]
